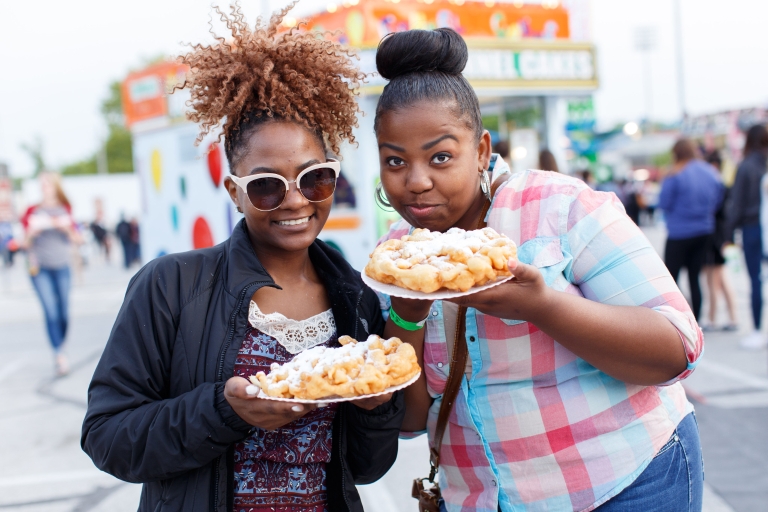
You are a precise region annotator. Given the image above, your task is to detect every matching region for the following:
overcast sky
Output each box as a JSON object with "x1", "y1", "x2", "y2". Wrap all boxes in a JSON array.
[{"x1": 1, "y1": 0, "x2": 766, "y2": 177}]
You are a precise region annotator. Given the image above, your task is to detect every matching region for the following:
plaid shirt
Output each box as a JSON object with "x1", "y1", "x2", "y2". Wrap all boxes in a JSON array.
[{"x1": 380, "y1": 169, "x2": 703, "y2": 512}]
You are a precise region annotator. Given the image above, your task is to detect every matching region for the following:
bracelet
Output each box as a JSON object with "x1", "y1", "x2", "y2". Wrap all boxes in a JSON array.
[{"x1": 389, "y1": 306, "x2": 429, "y2": 331}]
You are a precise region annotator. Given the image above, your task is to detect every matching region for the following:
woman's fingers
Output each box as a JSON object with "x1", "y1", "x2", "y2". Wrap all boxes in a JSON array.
[
  {"x1": 507, "y1": 258, "x2": 541, "y2": 282},
  {"x1": 224, "y1": 376, "x2": 319, "y2": 429},
  {"x1": 224, "y1": 376, "x2": 254, "y2": 400},
  {"x1": 445, "y1": 259, "x2": 547, "y2": 317}
]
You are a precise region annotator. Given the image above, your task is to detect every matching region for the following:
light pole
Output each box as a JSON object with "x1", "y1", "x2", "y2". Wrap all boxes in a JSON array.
[
  {"x1": 634, "y1": 26, "x2": 657, "y2": 127},
  {"x1": 673, "y1": 0, "x2": 687, "y2": 118}
]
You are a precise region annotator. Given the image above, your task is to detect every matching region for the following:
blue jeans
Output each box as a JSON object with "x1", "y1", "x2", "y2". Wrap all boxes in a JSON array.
[
  {"x1": 742, "y1": 224, "x2": 763, "y2": 329},
  {"x1": 439, "y1": 413, "x2": 703, "y2": 512},
  {"x1": 30, "y1": 267, "x2": 71, "y2": 352},
  {"x1": 596, "y1": 412, "x2": 703, "y2": 511}
]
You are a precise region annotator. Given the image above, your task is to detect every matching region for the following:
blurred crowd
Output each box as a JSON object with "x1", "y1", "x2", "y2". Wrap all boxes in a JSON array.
[
  {"x1": 571, "y1": 124, "x2": 768, "y2": 350},
  {"x1": 0, "y1": 173, "x2": 142, "y2": 375}
]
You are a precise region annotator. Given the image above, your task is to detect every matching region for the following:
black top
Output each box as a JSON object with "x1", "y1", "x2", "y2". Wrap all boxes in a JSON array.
[
  {"x1": 725, "y1": 151, "x2": 767, "y2": 242},
  {"x1": 81, "y1": 220, "x2": 404, "y2": 512}
]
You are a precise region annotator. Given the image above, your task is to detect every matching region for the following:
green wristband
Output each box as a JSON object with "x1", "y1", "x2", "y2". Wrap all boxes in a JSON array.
[{"x1": 389, "y1": 306, "x2": 428, "y2": 331}]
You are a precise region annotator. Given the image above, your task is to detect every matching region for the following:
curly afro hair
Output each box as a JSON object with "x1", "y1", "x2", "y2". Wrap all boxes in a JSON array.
[{"x1": 177, "y1": 2, "x2": 365, "y2": 167}]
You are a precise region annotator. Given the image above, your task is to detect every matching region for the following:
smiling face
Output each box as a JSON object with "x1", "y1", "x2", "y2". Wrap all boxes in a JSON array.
[
  {"x1": 376, "y1": 100, "x2": 492, "y2": 232},
  {"x1": 225, "y1": 121, "x2": 333, "y2": 255}
]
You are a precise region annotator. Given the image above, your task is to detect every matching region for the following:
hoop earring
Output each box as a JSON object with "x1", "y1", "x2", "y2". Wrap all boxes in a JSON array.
[
  {"x1": 236, "y1": 206, "x2": 243, "y2": 213},
  {"x1": 480, "y1": 170, "x2": 491, "y2": 199},
  {"x1": 375, "y1": 182, "x2": 394, "y2": 211}
]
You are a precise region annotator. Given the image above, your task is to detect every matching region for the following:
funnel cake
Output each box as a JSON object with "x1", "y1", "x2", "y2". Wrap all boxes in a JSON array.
[
  {"x1": 365, "y1": 227, "x2": 518, "y2": 293},
  {"x1": 250, "y1": 335, "x2": 420, "y2": 400}
]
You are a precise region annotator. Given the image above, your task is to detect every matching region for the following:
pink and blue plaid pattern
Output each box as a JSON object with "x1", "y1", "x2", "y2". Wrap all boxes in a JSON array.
[{"x1": 381, "y1": 170, "x2": 703, "y2": 512}]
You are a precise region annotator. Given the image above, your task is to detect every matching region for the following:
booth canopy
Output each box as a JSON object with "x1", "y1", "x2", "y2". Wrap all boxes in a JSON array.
[
  {"x1": 299, "y1": 0, "x2": 570, "y2": 47},
  {"x1": 122, "y1": 0, "x2": 597, "y2": 129},
  {"x1": 301, "y1": 0, "x2": 596, "y2": 93}
]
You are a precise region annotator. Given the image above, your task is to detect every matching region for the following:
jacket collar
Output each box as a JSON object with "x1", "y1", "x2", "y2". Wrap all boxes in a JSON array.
[
  {"x1": 225, "y1": 220, "x2": 366, "y2": 335},
  {"x1": 224, "y1": 220, "x2": 277, "y2": 296},
  {"x1": 310, "y1": 240, "x2": 367, "y2": 339}
]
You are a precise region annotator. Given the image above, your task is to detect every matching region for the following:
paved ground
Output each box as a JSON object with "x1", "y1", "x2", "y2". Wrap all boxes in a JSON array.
[{"x1": 0, "y1": 225, "x2": 765, "y2": 511}]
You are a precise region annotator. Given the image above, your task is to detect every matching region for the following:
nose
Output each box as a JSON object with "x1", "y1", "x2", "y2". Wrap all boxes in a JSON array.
[
  {"x1": 406, "y1": 163, "x2": 433, "y2": 195},
  {"x1": 281, "y1": 179, "x2": 309, "y2": 209}
]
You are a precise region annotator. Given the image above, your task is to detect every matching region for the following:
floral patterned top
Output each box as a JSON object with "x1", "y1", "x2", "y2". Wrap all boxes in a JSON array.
[{"x1": 232, "y1": 302, "x2": 338, "y2": 512}]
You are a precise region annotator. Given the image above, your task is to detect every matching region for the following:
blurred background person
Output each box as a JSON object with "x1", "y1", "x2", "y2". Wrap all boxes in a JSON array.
[
  {"x1": 725, "y1": 124, "x2": 768, "y2": 349},
  {"x1": 619, "y1": 178, "x2": 641, "y2": 225},
  {"x1": 129, "y1": 217, "x2": 141, "y2": 264},
  {"x1": 0, "y1": 219, "x2": 13, "y2": 266},
  {"x1": 493, "y1": 140, "x2": 510, "y2": 161},
  {"x1": 702, "y1": 150, "x2": 738, "y2": 331},
  {"x1": 639, "y1": 177, "x2": 661, "y2": 226},
  {"x1": 538, "y1": 148, "x2": 560, "y2": 172},
  {"x1": 659, "y1": 138, "x2": 724, "y2": 321},
  {"x1": 575, "y1": 169, "x2": 595, "y2": 188},
  {"x1": 20, "y1": 172, "x2": 82, "y2": 376},
  {"x1": 116, "y1": 214, "x2": 140, "y2": 268},
  {"x1": 90, "y1": 198, "x2": 111, "y2": 263},
  {"x1": 116, "y1": 214, "x2": 131, "y2": 268}
]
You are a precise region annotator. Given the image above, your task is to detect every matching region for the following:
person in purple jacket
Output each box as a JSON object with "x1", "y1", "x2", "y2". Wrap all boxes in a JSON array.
[{"x1": 659, "y1": 138, "x2": 725, "y2": 320}]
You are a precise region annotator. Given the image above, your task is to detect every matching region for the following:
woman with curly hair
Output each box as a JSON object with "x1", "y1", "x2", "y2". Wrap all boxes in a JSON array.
[{"x1": 82, "y1": 5, "x2": 405, "y2": 512}]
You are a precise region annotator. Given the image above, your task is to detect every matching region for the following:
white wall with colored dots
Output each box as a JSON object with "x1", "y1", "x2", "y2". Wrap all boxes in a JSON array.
[{"x1": 133, "y1": 123, "x2": 238, "y2": 261}]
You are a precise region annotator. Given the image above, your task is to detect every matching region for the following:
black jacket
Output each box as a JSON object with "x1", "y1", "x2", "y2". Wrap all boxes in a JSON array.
[
  {"x1": 81, "y1": 220, "x2": 404, "y2": 512},
  {"x1": 725, "y1": 151, "x2": 767, "y2": 242}
]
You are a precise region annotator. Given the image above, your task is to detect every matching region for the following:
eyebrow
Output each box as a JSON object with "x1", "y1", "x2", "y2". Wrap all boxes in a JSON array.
[
  {"x1": 298, "y1": 159, "x2": 322, "y2": 170},
  {"x1": 378, "y1": 135, "x2": 459, "y2": 152},
  {"x1": 248, "y1": 159, "x2": 322, "y2": 176},
  {"x1": 378, "y1": 142, "x2": 405, "y2": 152},
  {"x1": 421, "y1": 134, "x2": 458, "y2": 150}
]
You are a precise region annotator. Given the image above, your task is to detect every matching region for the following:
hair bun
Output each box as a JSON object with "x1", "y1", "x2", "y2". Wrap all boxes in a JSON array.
[{"x1": 376, "y1": 28, "x2": 468, "y2": 80}]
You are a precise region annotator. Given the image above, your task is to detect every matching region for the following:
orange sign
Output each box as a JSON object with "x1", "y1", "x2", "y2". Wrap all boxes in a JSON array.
[
  {"x1": 302, "y1": 0, "x2": 569, "y2": 48},
  {"x1": 122, "y1": 62, "x2": 188, "y2": 127}
]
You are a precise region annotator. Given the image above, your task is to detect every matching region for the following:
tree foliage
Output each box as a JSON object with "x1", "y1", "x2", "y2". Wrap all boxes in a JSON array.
[
  {"x1": 62, "y1": 80, "x2": 133, "y2": 175},
  {"x1": 20, "y1": 137, "x2": 47, "y2": 176}
]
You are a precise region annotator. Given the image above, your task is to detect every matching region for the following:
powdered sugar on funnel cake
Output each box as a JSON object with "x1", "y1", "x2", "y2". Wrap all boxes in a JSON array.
[
  {"x1": 365, "y1": 227, "x2": 517, "y2": 294},
  {"x1": 247, "y1": 334, "x2": 421, "y2": 402}
]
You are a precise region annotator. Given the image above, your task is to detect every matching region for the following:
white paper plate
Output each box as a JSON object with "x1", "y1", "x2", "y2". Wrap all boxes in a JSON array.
[
  {"x1": 246, "y1": 371, "x2": 421, "y2": 405},
  {"x1": 361, "y1": 273, "x2": 514, "y2": 300}
]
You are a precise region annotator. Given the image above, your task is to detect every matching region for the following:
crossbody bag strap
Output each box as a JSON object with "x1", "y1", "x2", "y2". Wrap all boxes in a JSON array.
[{"x1": 427, "y1": 172, "x2": 511, "y2": 481}]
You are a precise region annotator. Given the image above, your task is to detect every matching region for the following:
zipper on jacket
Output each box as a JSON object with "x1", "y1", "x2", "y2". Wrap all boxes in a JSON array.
[
  {"x1": 353, "y1": 289, "x2": 364, "y2": 341},
  {"x1": 213, "y1": 280, "x2": 268, "y2": 512},
  {"x1": 338, "y1": 290, "x2": 363, "y2": 512}
]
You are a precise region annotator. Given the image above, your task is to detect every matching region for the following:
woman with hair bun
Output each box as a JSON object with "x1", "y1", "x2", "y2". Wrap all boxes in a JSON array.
[
  {"x1": 82, "y1": 5, "x2": 405, "y2": 511},
  {"x1": 375, "y1": 29, "x2": 704, "y2": 511}
]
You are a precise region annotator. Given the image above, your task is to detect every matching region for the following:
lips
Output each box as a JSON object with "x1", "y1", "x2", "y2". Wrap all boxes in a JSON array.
[{"x1": 405, "y1": 205, "x2": 438, "y2": 218}]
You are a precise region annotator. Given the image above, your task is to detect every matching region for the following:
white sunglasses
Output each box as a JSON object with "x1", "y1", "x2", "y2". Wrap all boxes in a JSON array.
[{"x1": 228, "y1": 159, "x2": 341, "y2": 211}]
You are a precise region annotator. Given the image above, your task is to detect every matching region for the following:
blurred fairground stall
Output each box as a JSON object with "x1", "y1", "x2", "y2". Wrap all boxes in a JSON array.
[
  {"x1": 681, "y1": 107, "x2": 768, "y2": 185},
  {"x1": 122, "y1": 0, "x2": 597, "y2": 269}
]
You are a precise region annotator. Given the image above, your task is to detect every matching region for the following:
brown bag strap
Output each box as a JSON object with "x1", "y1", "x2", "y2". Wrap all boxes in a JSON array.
[
  {"x1": 427, "y1": 171, "x2": 511, "y2": 482},
  {"x1": 427, "y1": 304, "x2": 468, "y2": 481}
]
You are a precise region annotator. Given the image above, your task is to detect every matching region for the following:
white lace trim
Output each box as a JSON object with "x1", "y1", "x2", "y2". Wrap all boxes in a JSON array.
[{"x1": 248, "y1": 301, "x2": 335, "y2": 354}]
